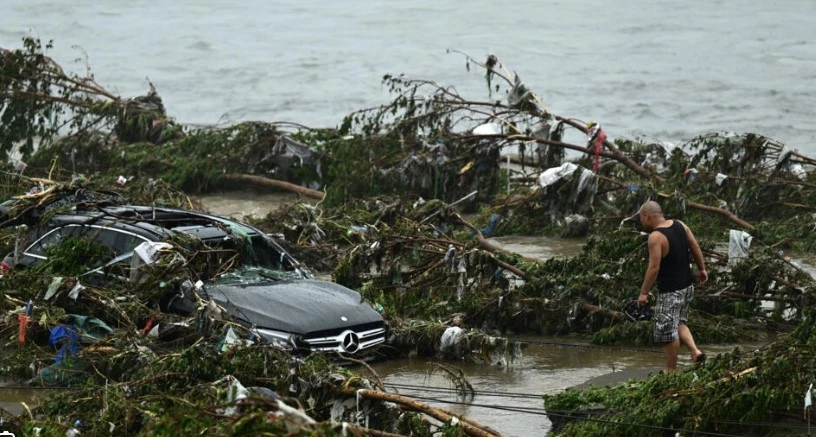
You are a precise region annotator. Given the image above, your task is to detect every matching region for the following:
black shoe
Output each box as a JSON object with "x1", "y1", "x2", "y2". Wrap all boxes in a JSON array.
[{"x1": 623, "y1": 299, "x2": 652, "y2": 321}]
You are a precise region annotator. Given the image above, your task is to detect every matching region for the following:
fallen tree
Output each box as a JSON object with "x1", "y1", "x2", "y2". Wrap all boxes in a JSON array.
[{"x1": 3, "y1": 38, "x2": 816, "y2": 436}]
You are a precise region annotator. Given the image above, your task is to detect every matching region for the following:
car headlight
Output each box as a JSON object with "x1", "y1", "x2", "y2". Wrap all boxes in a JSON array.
[{"x1": 255, "y1": 328, "x2": 300, "y2": 351}]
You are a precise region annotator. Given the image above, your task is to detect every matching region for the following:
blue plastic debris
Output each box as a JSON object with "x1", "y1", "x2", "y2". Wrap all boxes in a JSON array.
[
  {"x1": 479, "y1": 213, "x2": 502, "y2": 237},
  {"x1": 49, "y1": 324, "x2": 80, "y2": 363}
]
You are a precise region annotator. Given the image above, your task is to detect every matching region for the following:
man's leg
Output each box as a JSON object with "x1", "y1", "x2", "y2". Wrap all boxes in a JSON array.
[
  {"x1": 678, "y1": 323, "x2": 704, "y2": 361},
  {"x1": 678, "y1": 286, "x2": 704, "y2": 362},
  {"x1": 663, "y1": 339, "x2": 680, "y2": 373},
  {"x1": 654, "y1": 290, "x2": 682, "y2": 373}
]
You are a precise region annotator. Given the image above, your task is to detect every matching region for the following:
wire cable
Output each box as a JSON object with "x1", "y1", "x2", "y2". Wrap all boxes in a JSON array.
[
  {"x1": 384, "y1": 382, "x2": 548, "y2": 399},
  {"x1": 400, "y1": 392, "x2": 551, "y2": 415},
  {"x1": 386, "y1": 382, "x2": 814, "y2": 435}
]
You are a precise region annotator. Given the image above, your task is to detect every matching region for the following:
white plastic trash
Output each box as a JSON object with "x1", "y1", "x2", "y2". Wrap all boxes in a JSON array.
[
  {"x1": 133, "y1": 241, "x2": 173, "y2": 264},
  {"x1": 728, "y1": 230, "x2": 753, "y2": 266},
  {"x1": 793, "y1": 164, "x2": 807, "y2": 180},
  {"x1": 538, "y1": 163, "x2": 579, "y2": 188},
  {"x1": 44, "y1": 277, "x2": 64, "y2": 300},
  {"x1": 68, "y1": 282, "x2": 86, "y2": 301},
  {"x1": 221, "y1": 327, "x2": 240, "y2": 352},
  {"x1": 472, "y1": 122, "x2": 502, "y2": 136},
  {"x1": 440, "y1": 326, "x2": 465, "y2": 353},
  {"x1": 715, "y1": 173, "x2": 728, "y2": 186}
]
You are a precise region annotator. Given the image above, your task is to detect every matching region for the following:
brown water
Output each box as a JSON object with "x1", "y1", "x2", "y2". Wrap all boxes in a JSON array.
[
  {"x1": 487, "y1": 235, "x2": 586, "y2": 260},
  {"x1": 0, "y1": 383, "x2": 50, "y2": 414},
  {"x1": 369, "y1": 341, "x2": 661, "y2": 436},
  {"x1": 197, "y1": 191, "x2": 312, "y2": 220},
  {"x1": 369, "y1": 341, "x2": 750, "y2": 436},
  {"x1": 376, "y1": 340, "x2": 768, "y2": 436}
]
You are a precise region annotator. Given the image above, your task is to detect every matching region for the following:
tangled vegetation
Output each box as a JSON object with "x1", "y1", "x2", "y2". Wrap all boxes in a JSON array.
[
  {"x1": 2, "y1": 36, "x2": 816, "y2": 435},
  {"x1": 544, "y1": 312, "x2": 816, "y2": 436}
]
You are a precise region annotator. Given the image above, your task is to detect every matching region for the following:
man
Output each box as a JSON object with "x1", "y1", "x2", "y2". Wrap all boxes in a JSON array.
[{"x1": 638, "y1": 200, "x2": 708, "y2": 373}]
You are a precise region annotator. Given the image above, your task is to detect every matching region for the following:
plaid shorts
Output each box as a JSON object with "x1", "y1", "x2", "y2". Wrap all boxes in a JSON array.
[{"x1": 653, "y1": 285, "x2": 694, "y2": 343}]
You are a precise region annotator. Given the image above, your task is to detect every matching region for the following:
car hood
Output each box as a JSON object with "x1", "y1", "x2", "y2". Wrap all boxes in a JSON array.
[{"x1": 204, "y1": 279, "x2": 382, "y2": 334}]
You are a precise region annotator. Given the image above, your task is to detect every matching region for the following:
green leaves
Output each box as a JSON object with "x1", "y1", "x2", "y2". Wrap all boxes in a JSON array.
[{"x1": 0, "y1": 37, "x2": 120, "y2": 160}]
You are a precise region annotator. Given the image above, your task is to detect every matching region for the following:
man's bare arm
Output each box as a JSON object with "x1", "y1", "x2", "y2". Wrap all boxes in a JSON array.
[
  {"x1": 683, "y1": 223, "x2": 708, "y2": 283},
  {"x1": 640, "y1": 232, "x2": 663, "y2": 295}
]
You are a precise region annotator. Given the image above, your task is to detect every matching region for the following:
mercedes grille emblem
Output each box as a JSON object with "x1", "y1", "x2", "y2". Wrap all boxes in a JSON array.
[{"x1": 341, "y1": 332, "x2": 360, "y2": 353}]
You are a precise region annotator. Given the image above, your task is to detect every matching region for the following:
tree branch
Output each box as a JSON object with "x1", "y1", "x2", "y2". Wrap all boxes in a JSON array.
[{"x1": 221, "y1": 173, "x2": 324, "y2": 200}]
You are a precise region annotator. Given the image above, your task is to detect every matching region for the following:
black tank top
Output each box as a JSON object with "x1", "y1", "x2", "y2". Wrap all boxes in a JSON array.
[{"x1": 654, "y1": 220, "x2": 693, "y2": 293}]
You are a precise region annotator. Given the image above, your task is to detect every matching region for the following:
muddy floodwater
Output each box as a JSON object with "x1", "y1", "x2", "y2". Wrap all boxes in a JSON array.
[
  {"x1": 371, "y1": 342, "x2": 660, "y2": 436},
  {"x1": 0, "y1": 383, "x2": 52, "y2": 415},
  {"x1": 0, "y1": 192, "x2": 772, "y2": 435},
  {"x1": 370, "y1": 342, "x2": 751, "y2": 436}
]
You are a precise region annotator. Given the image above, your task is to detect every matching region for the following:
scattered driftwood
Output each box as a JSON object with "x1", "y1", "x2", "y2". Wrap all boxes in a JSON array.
[
  {"x1": 346, "y1": 388, "x2": 502, "y2": 437},
  {"x1": 221, "y1": 173, "x2": 324, "y2": 200}
]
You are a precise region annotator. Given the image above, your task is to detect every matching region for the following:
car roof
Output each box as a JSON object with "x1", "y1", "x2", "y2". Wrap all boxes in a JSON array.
[{"x1": 45, "y1": 205, "x2": 263, "y2": 243}]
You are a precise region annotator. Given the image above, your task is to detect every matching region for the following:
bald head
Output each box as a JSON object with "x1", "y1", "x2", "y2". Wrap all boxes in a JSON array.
[
  {"x1": 639, "y1": 201, "x2": 664, "y2": 230},
  {"x1": 639, "y1": 201, "x2": 663, "y2": 216}
]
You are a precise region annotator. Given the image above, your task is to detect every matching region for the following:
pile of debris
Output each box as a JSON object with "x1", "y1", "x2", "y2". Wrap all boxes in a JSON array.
[{"x1": 4, "y1": 38, "x2": 816, "y2": 435}]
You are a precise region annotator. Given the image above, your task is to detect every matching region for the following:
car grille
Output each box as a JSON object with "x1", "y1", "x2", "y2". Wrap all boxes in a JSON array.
[{"x1": 302, "y1": 323, "x2": 386, "y2": 354}]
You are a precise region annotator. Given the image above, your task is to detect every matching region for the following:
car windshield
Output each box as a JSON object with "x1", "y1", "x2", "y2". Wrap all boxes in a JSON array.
[
  {"x1": 212, "y1": 264, "x2": 304, "y2": 285},
  {"x1": 193, "y1": 233, "x2": 310, "y2": 280}
]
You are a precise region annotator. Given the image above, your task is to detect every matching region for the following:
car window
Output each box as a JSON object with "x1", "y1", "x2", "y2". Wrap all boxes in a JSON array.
[
  {"x1": 232, "y1": 235, "x2": 301, "y2": 272},
  {"x1": 82, "y1": 252, "x2": 136, "y2": 285},
  {"x1": 244, "y1": 236, "x2": 288, "y2": 270},
  {"x1": 25, "y1": 225, "x2": 83, "y2": 256},
  {"x1": 94, "y1": 227, "x2": 124, "y2": 253},
  {"x1": 26, "y1": 225, "x2": 149, "y2": 262}
]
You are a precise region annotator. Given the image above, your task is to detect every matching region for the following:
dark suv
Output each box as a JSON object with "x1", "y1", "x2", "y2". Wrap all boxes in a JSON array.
[{"x1": 1, "y1": 202, "x2": 386, "y2": 355}]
